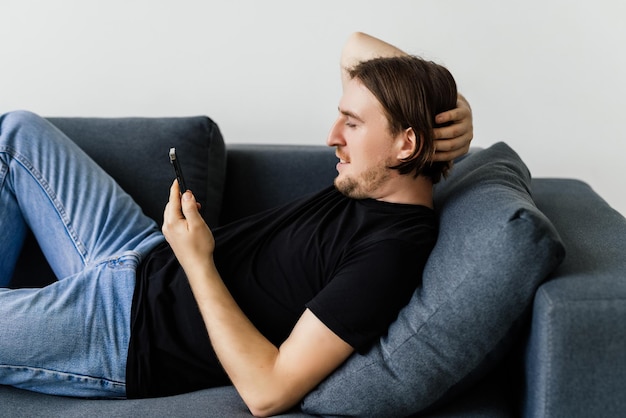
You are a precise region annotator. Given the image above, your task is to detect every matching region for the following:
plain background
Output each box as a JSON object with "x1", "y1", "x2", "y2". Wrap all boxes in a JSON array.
[{"x1": 2, "y1": 0, "x2": 625, "y2": 215}]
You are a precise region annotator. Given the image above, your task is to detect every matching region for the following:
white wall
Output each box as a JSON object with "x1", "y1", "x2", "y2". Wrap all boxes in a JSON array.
[{"x1": 2, "y1": 0, "x2": 625, "y2": 215}]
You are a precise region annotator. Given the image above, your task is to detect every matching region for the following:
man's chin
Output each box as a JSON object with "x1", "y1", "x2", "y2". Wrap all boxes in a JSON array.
[{"x1": 334, "y1": 177, "x2": 366, "y2": 199}]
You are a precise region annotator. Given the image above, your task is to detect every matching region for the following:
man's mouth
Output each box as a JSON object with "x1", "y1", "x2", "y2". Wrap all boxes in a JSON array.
[{"x1": 335, "y1": 155, "x2": 349, "y2": 172}]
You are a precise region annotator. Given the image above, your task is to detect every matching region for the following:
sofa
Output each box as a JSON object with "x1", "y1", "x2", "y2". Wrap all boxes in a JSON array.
[{"x1": 2, "y1": 115, "x2": 625, "y2": 417}]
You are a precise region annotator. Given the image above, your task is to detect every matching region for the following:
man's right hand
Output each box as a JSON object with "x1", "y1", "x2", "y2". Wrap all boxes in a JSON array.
[{"x1": 432, "y1": 94, "x2": 473, "y2": 162}]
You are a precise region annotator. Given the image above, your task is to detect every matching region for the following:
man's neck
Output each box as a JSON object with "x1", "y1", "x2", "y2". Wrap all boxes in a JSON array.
[{"x1": 375, "y1": 175, "x2": 433, "y2": 208}]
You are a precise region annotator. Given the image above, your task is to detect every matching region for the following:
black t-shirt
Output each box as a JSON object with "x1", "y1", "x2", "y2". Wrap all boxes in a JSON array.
[{"x1": 126, "y1": 186, "x2": 437, "y2": 398}]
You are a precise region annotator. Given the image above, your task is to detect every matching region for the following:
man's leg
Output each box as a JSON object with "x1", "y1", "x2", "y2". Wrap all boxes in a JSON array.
[
  {"x1": 0, "y1": 110, "x2": 164, "y2": 396},
  {"x1": 0, "y1": 110, "x2": 163, "y2": 283},
  {"x1": 0, "y1": 256, "x2": 137, "y2": 397}
]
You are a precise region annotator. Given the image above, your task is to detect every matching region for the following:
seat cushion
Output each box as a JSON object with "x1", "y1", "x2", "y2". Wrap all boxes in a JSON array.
[{"x1": 301, "y1": 142, "x2": 565, "y2": 417}]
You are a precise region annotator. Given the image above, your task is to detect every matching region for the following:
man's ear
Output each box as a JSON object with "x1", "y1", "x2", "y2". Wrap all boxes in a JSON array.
[{"x1": 396, "y1": 127, "x2": 422, "y2": 161}]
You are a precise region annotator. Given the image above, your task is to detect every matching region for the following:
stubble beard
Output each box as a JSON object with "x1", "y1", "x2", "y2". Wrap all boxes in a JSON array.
[{"x1": 334, "y1": 161, "x2": 392, "y2": 199}]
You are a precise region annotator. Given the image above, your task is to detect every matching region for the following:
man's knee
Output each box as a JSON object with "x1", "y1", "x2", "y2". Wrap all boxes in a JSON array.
[
  {"x1": 1, "y1": 110, "x2": 46, "y2": 130},
  {"x1": 0, "y1": 111, "x2": 56, "y2": 150}
]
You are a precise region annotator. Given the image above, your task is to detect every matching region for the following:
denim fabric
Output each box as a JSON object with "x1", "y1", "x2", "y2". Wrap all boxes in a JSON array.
[{"x1": 0, "y1": 111, "x2": 164, "y2": 397}]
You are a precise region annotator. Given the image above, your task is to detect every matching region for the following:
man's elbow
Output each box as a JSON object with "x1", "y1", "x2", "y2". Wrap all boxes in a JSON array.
[
  {"x1": 247, "y1": 400, "x2": 293, "y2": 418},
  {"x1": 243, "y1": 388, "x2": 301, "y2": 417},
  {"x1": 248, "y1": 404, "x2": 280, "y2": 418}
]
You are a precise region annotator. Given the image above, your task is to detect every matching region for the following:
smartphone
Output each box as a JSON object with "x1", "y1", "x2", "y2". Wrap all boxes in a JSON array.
[{"x1": 169, "y1": 147, "x2": 188, "y2": 193}]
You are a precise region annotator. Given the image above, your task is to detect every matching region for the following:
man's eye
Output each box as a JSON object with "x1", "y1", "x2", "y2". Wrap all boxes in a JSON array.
[{"x1": 345, "y1": 121, "x2": 357, "y2": 128}]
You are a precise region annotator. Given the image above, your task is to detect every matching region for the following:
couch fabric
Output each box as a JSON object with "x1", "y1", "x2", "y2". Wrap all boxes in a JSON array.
[{"x1": 3, "y1": 116, "x2": 625, "y2": 417}]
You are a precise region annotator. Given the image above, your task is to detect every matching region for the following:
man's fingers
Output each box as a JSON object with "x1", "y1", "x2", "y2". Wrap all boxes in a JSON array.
[
  {"x1": 169, "y1": 179, "x2": 182, "y2": 206},
  {"x1": 431, "y1": 92, "x2": 473, "y2": 162},
  {"x1": 181, "y1": 191, "x2": 203, "y2": 226},
  {"x1": 435, "y1": 93, "x2": 472, "y2": 126},
  {"x1": 432, "y1": 137, "x2": 471, "y2": 162},
  {"x1": 433, "y1": 122, "x2": 467, "y2": 141},
  {"x1": 435, "y1": 107, "x2": 460, "y2": 126}
]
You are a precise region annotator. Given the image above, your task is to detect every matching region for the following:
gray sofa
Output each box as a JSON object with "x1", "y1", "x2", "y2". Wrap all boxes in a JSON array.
[{"x1": 3, "y1": 116, "x2": 625, "y2": 417}]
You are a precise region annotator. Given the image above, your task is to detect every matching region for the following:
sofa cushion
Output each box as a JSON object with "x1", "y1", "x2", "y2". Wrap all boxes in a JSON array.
[
  {"x1": 11, "y1": 116, "x2": 226, "y2": 288},
  {"x1": 47, "y1": 116, "x2": 226, "y2": 227},
  {"x1": 301, "y1": 142, "x2": 565, "y2": 417}
]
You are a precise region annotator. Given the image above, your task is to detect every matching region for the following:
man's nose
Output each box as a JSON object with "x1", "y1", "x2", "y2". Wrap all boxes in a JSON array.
[{"x1": 326, "y1": 118, "x2": 344, "y2": 147}]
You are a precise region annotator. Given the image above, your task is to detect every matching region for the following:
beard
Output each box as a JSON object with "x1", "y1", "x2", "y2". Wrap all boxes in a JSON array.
[{"x1": 334, "y1": 160, "x2": 392, "y2": 199}]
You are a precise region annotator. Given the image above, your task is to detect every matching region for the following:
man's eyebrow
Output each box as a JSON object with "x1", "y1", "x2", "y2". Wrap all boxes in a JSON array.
[{"x1": 338, "y1": 107, "x2": 365, "y2": 122}]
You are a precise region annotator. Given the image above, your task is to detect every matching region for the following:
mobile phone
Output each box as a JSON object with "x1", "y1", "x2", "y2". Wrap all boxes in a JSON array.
[{"x1": 169, "y1": 147, "x2": 188, "y2": 193}]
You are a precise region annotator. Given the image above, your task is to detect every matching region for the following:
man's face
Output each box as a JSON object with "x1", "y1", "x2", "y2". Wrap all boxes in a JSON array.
[{"x1": 327, "y1": 78, "x2": 400, "y2": 200}]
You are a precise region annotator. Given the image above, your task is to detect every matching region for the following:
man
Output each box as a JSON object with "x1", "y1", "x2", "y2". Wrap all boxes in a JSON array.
[
  {"x1": 0, "y1": 32, "x2": 471, "y2": 417},
  {"x1": 159, "y1": 32, "x2": 468, "y2": 416}
]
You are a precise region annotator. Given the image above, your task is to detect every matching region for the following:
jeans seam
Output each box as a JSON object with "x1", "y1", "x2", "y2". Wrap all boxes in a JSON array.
[
  {"x1": 0, "y1": 364, "x2": 125, "y2": 387},
  {"x1": 0, "y1": 158, "x2": 7, "y2": 192},
  {"x1": 1, "y1": 146, "x2": 88, "y2": 263}
]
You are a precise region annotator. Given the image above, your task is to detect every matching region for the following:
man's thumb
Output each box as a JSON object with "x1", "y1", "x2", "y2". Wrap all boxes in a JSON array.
[{"x1": 181, "y1": 191, "x2": 200, "y2": 219}]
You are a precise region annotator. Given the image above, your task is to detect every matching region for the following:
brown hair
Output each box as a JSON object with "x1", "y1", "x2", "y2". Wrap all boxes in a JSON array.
[{"x1": 348, "y1": 55, "x2": 457, "y2": 183}]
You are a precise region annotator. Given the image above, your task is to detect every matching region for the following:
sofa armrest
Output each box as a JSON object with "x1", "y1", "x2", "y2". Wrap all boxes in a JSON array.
[{"x1": 525, "y1": 179, "x2": 626, "y2": 417}]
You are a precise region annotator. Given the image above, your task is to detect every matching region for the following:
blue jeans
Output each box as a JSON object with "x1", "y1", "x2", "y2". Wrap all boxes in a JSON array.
[{"x1": 0, "y1": 111, "x2": 164, "y2": 397}]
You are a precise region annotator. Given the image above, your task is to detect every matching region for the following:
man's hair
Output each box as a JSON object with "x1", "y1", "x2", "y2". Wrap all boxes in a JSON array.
[{"x1": 348, "y1": 55, "x2": 457, "y2": 183}]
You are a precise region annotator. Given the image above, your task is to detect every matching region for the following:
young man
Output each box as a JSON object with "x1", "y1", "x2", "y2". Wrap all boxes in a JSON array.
[
  {"x1": 0, "y1": 32, "x2": 471, "y2": 416},
  {"x1": 158, "y1": 33, "x2": 466, "y2": 416}
]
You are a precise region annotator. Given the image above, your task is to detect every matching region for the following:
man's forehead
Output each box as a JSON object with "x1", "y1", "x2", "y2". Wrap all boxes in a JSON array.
[{"x1": 339, "y1": 78, "x2": 386, "y2": 121}]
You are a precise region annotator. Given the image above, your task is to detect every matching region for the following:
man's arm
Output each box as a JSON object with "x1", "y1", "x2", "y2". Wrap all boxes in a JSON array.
[
  {"x1": 341, "y1": 32, "x2": 473, "y2": 161},
  {"x1": 340, "y1": 31, "x2": 405, "y2": 88},
  {"x1": 162, "y1": 182, "x2": 354, "y2": 417}
]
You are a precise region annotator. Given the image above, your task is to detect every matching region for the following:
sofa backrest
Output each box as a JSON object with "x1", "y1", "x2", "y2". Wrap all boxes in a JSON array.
[{"x1": 220, "y1": 144, "x2": 336, "y2": 225}]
